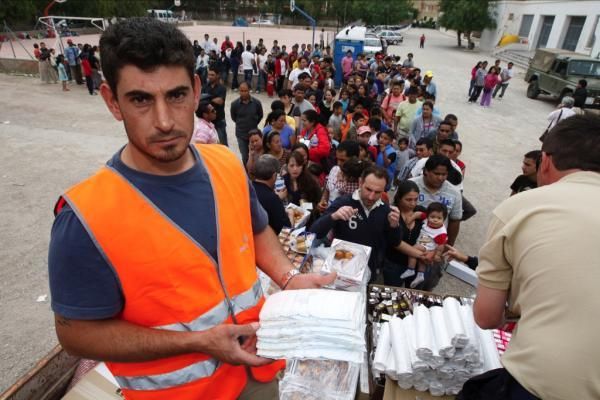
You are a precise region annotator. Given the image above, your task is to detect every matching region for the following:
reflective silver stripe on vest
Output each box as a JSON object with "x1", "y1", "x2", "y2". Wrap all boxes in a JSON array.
[
  {"x1": 114, "y1": 358, "x2": 219, "y2": 391},
  {"x1": 156, "y1": 279, "x2": 263, "y2": 332}
]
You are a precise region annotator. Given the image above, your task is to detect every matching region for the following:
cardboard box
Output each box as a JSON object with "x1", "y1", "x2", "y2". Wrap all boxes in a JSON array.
[
  {"x1": 445, "y1": 260, "x2": 478, "y2": 287},
  {"x1": 62, "y1": 363, "x2": 122, "y2": 400}
]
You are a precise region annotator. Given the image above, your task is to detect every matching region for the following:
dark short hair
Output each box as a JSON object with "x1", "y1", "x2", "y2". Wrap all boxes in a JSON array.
[
  {"x1": 439, "y1": 120, "x2": 453, "y2": 131},
  {"x1": 195, "y1": 101, "x2": 212, "y2": 119},
  {"x1": 278, "y1": 89, "x2": 293, "y2": 98},
  {"x1": 298, "y1": 72, "x2": 311, "y2": 81},
  {"x1": 337, "y1": 140, "x2": 360, "y2": 158},
  {"x1": 368, "y1": 117, "x2": 381, "y2": 131},
  {"x1": 266, "y1": 109, "x2": 286, "y2": 125},
  {"x1": 341, "y1": 157, "x2": 370, "y2": 180},
  {"x1": 271, "y1": 100, "x2": 285, "y2": 111},
  {"x1": 208, "y1": 65, "x2": 220, "y2": 74},
  {"x1": 525, "y1": 150, "x2": 542, "y2": 170},
  {"x1": 378, "y1": 129, "x2": 395, "y2": 141},
  {"x1": 578, "y1": 79, "x2": 587, "y2": 87},
  {"x1": 254, "y1": 154, "x2": 279, "y2": 180},
  {"x1": 427, "y1": 202, "x2": 448, "y2": 219},
  {"x1": 424, "y1": 154, "x2": 452, "y2": 172},
  {"x1": 439, "y1": 139, "x2": 456, "y2": 149},
  {"x1": 332, "y1": 101, "x2": 343, "y2": 110},
  {"x1": 398, "y1": 136, "x2": 409, "y2": 145},
  {"x1": 248, "y1": 129, "x2": 262, "y2": 139},
  {"x1": 422, "y1": 100, "x2": 434, "y2": 110},
  {"x1": 353, "y1": 112, "x2": 367, "y2": 123},
  {"x1": 542, "y1": 115, "x2": 600, "y2": 172},
  {"x1": 293, "y1": 83, "x2": 306, "y2": 92},
  {"x1": 100, "y1": 18, "x2": 194, "y2": 94},
  {"x1": 407, "y1": 87, "x2": 418, "y2": 96},
  {"x1": 454, "y1": 139, "x2": 463, "y2": 149},
  {"x1": 361, "y1": 165, "x2": 389, "y2": 185},
  {"x1": 444, "y1": 113, "x2": 457, "y2": 123},
  {"x1": 416, "y1": 137, "x2": 433, "y2": 149}
]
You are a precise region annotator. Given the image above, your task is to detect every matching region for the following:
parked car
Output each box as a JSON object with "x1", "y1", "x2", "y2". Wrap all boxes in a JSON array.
[
  {"x1": 377, "y1": 30, "x2": 404, "y2": 45},
  {"x1": 525, "y1": 48, "x2": 600, "y2": 109}
]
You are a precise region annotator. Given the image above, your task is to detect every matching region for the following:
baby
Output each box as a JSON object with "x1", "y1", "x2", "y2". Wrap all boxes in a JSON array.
[{"x1": 400, "y1": 202, "x2": 448, "y2": 288}]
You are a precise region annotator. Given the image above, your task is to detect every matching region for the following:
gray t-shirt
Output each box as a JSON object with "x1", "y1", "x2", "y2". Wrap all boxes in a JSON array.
[
  {"x1": 291, "y1": 99, "x2": 315, "y2": 132},
  {"x1": 410, "y1": 175, "x2": 463, "y2": 221}
]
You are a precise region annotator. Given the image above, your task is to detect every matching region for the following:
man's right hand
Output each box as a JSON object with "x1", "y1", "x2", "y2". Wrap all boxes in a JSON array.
[
  {"x1": 331, "y1": 206, "x2": 358, "y2": 221},
  {"x1": 202, "y1": 323, "x2": 271, "y2": 367},
  {"x1": 317, "y1": 198, "x2": 328, "y2": 213}
]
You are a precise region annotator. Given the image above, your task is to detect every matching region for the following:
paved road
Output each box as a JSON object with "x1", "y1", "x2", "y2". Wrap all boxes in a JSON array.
[{"x1": 0, "y1": 27, "x2": 555, "y2": 392}]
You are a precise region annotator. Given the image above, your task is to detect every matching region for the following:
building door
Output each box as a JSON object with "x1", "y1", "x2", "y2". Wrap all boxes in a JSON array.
[
  {"x1": 537, "y1": 16, "x2": 555, "y2": 48},
  {"x1": 562, "y1": 16, "x2": 586, "y2": 51}
]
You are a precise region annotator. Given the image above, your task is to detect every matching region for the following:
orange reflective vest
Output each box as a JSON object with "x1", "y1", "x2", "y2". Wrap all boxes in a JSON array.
[{"x1": 61, "y1": 145, "x2": 284, "y2": 400}]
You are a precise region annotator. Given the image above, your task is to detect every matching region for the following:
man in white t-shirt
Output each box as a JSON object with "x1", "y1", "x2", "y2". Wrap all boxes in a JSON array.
[
  {"x1": 256, "y1": 48, "x2": 269, "y2": 94},
  {"x1": 493, "y1": 61, "x2": 514, "y2": 99},
  {"x1": 241, "y1": 45, "x2": 256, "y2": 91},
  {"x1": 546, "y1": 96, "x2": 576, "y2": 131},
  {"x1": 200, "y1": 33, "x2": 211, "y2": 52},
  {"x1": 287, "y1": 57, "x2": 311, "y2": 89}
]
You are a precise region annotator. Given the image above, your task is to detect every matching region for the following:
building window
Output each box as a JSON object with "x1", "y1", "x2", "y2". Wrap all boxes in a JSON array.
[
  {"x1": 587, "y1": 15, "x2": 599, "y2": 48},
  {"x1": 562, "y1": 16, "x2": 586, "y2": 51},
  {"x1": 518, "y1": 15, "x2": 534, "y2": 37}
]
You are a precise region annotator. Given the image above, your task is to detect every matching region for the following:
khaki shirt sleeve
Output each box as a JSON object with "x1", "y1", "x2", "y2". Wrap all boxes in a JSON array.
[{"x1": 476, "y1": 214, "x2": 513, "y2": 290}]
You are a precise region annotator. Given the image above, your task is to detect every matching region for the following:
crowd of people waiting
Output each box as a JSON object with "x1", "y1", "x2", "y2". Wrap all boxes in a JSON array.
[{"x1": 191, "y1": 36, "x2": 534, "y2": 291}]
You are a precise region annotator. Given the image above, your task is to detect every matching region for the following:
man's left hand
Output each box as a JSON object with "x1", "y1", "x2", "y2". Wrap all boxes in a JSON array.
[{"x1": 285, "y1": 272, "x2": 337, "y2": 290}]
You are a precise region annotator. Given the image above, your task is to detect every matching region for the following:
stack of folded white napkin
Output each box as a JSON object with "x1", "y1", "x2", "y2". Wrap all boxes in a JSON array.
[
  {"x1": 372, "y1": 300, "x2": 502, "y2": 396},
  {"x1": 256, "y1": 289, "x2": 366, "y2": 363}
]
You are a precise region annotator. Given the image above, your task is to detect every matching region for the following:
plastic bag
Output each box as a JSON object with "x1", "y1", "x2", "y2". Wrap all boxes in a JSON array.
[{"x1": 279, "y1": 359, "x2": 360, "y2": 400}]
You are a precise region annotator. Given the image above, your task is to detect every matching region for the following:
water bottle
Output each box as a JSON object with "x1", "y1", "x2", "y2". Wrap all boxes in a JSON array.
[{"x1": 275, "y1": 174, "x2": 285, "y2": 192}]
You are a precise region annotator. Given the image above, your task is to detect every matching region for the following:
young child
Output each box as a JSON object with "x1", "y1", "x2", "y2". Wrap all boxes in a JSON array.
[
  {"x1": 328, "y1": 101, "x2": 344, "y2": 142},
  {"x1": 56, "y1": 54, "x2": 70, "y2": 92},
  {"x1": 395, "y1": 136, "x2": 412, "y2": 176},
  {"x1": 376, "y1": 129, "x2": 397, "y2": 190},
  {"x1": 510, "y1": 150, "x2": 541, "y2": 196},
  {"x1": 451, "y1": 140, "x2": 466, "y2": 176},
  {"x1": 401, "y1": 202, "x2": 448, "y2": 288}
]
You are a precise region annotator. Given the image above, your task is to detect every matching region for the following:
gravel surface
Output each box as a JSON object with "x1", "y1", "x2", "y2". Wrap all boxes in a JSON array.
[{"x1": 0, "y1": 27, "x2": 555, "y2": 392}]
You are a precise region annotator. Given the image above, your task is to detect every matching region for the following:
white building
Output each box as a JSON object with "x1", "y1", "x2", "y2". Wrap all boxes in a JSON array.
[{"x1": 480, "y1": 0, "x2": 600, "y2": 58}]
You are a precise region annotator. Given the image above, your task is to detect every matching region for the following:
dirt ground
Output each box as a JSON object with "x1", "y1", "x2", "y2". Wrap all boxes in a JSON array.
[{"x1": 0, "y1": 27, "x2": 557, "y2": 392}]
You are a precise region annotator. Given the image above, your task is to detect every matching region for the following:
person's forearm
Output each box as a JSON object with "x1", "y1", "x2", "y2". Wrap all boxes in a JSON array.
[
  {"x1": 447, "y1": 220, "x2": 460, "y2": 246},
  {"x1": 254, "y1": 226, "x2": 295, "y2": 286},
  {"x1": 309, "y1": 214, "x2": 336, "y2": 238},
  {"x1": 212, "y1": 97, "x2": 224, "y2": 106},
  {"x1": 395, "y1": 241, "x2": 423, "y2": 258},
  {"x1": 55, "y1": 315, "x2": 205, "y2": 363}
]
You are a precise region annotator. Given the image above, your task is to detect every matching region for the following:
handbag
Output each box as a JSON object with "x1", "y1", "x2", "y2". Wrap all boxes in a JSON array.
[{"x1": 539, "y1": 109, "x2": 562, "y2": 142}]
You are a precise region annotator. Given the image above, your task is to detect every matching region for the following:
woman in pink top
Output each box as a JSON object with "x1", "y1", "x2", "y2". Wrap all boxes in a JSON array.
[
  {"x1": 192, "y1": 102, "x2": 219, "y2": 144},
  {"x1": 341, "y1": 50, "x2": 354, "y2": 82},
  {"x1": 480, "y1": 67, "x2": 500, "y2": 108},
  {"x1": 381, "y1": 80, "x2": 406, "y2": 125}
]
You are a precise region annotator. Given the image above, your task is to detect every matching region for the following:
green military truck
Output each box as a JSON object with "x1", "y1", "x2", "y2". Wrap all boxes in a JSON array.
[{"x1": 525, "y1": 48, "x2": 600, "y2": 109}]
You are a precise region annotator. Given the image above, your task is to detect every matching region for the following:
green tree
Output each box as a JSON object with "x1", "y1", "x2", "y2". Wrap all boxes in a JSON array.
[{"x1": 439, "y1": 0, "x2": 496, "y2": 48}]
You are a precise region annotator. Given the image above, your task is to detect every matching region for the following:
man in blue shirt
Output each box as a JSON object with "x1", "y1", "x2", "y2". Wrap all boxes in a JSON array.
[{"x1": 64, "y1": 39, "x2": 83, "y2": 84}]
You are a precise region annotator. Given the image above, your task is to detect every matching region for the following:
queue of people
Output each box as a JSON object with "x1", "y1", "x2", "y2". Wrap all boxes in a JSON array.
[{"x1": 190, "y1": 32, "x2": 480, "y2": 293}]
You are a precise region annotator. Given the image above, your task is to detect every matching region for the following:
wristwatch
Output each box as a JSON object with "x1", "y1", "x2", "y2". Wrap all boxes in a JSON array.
[{"x1": 281, "y1": 269, "x2": 301, "y2": 290}]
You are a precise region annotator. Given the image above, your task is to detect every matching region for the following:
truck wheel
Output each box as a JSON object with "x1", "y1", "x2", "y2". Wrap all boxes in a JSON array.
[{"x1": 527, "y1": 81, "x2": 540, "y2": 99}]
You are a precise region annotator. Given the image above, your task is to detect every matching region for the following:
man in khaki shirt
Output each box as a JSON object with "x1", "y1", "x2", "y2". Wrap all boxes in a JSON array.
[{"x1": 472, "y1": 115, "x2": 600, "y2": 400}]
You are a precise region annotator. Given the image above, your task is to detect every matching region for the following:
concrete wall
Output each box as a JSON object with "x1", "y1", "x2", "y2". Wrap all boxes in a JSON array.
[
  {"x1": 0, "y1": 58, "x2": 38, "y2": 75},
  {"x1": 481, "y1": 0, "x2": 600, "y2": 57}
]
